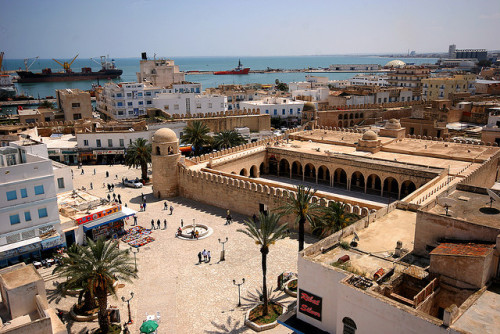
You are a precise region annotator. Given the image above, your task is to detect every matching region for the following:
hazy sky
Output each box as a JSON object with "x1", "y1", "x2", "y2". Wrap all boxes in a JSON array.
[{"x1": 1, "y1": 0, "x2": 499, "y2": 59}]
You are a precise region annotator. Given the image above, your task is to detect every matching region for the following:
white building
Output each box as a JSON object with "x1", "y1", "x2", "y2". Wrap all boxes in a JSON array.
[
  {"x1": 136, "y1": 54, "x2": 185, "y2": 88},
  {"x1": 153, "y1": 92, "x2": 227, "y2": 116},
  {"x1": 349, "y1": 74, "x2": 389, "y2": 87},
  {"x1": 240, "y1": 97, "x2": 304, "y2": 119},
  {"x1": 0, "y1": 146, "x2": 65, "y2": 267},
  {"x1": 328, "y1": 64, "x2": 381, "y2": 71},
  {"x1": 291, "y1": 87, "x2": 329, "y2": 102}
]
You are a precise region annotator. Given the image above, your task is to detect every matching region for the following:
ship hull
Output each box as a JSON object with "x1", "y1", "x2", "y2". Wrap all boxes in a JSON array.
[
  {"x1": 16, "y1": 69, "x2": 123, "y2": 83},
  {"x1": 213, "y1": 68, "x2": 250, "y2": 75}
]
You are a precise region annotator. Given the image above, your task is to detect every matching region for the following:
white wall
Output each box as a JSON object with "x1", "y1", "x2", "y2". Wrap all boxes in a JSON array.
[
  {"x1": 52, "y1": 162, "x2": 73, "y2": 194},
  {"x1": 153, "y1": 93, "x2": 227, "y2": 116}
]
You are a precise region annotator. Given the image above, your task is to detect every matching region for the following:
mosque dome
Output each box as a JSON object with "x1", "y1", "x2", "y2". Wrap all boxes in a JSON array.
[
  {"x1": 385, "y1": 60, "x2": 406, "y2": 68},
  {"x1": 362, "y1": 130, "x2": 378, "y2": 141},
  {"x1": 385, "y1": 118, "x2": 402, "y2": 129},
  {"x1": 303, "y1": 102, "x2": 316, "y2": 112},
  {"x1": 153, "y1": 128, "x2": 177, "y2": 142}
]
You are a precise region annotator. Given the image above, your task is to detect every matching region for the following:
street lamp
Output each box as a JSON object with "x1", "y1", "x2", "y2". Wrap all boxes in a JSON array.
[
  {"x1": 130, "y1": 247, "x2": 139, "y2": 272},
  {"x1": 121, "y1": 292, "x2": 134, "y2": 324},
  {"x1": 218, "y1": 237, "x2": 228, "y2": 261},
  {"x1": 233, "y1": 278, "x2": 245, "y2": 307}
]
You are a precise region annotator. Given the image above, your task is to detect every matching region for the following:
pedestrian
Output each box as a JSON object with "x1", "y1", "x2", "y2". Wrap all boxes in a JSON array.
[
  {"x1": 102, "y1": 182, "x2": 105, "y2": 188},
  {"x1": 133, "y1": 215, "x2": 138, "y2": 226},
  {"x1": 143, "y1": 202, "x2": 147, "y2": 211},
  {"x1": 151, "y1": 219, "x2": 155, "y2": 230},
  {"x1": 157, "y1": 219, "x2": 160, "y2": 230},
  {"x1": 164, "y1": 201, "x2": 168, "y2": 210},
  {"x1": 170, "y1": 205, "x2": 174, "y2": 215},
  {"x1": 180, "y1": 219, "x2": 184, "y2": 227},
  {"x1": 140, "y1": 203, "x2": 143, "y2": 211},
  {"x1": 106, "y1": 171, "x2": 109, "y2": 178},
  {"x1": 111, "y1": 184, "x2": 114, "y2": 191},
  {"x1": 207, "y1": 250, "x2": 211, "y2": 263},
  {"x1": 141, "y1": 193, "x2": 144, "y2": 201},
  {"x1": 90, "y1": 182, "x2": 93, "y2": 190},
  {"x1": 93, "y1": 168, "x2": 96, "y2": 175},
  {"x1": 107, "y1": 194, "x2": 111, "y2": 202},
  {"x1": 115, "y1": 174, "x2": 118, "y2": 180},
  {"x1": 202, "y1": 249, "x2": 207, "y2": 261},
  {"x1": 198, "y1": 252, "x2": 202, "y2": 264},
  {"x1": 118, "y1": 194, "x2": 121, "y2": 202},
  {"x1": 107, "y1": 184, "x2": 110, "y2": 192},
  {"x1": 164, "y1": 219, "x2": 167, "y2": 229},
  {"x1": 122, "y1": 177, "x2": 125, "y2": 185},
  {"x1": 113, "y1": 193, "x2": 116, "y2": 201},
  {"x1": 81, "y1": 169, "x2": 84, "y2": 175}
]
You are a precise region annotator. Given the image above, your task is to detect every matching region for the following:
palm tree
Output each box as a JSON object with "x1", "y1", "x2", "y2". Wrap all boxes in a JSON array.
[
  {"x1": 180, "y1": 120, "x2": 212, "y2": 155},
  {"x1": 124, "y1": 138, "x2": 151, "y2": 181},
  {"x1": 53, "y1": 238, "x2": 137, "y2": 333},
  {"x1": 279, "y1": 185, "x2": 322, "y2": 252},
  {"x1": 238, "y1": 212, "x2": 288, "y2": 316},
  {"x1": 213, "y1": 130, "x2": 246, "y2": 150},
  {"x1": 320, "y1": 201, "x2": 359, "y2": 237}
]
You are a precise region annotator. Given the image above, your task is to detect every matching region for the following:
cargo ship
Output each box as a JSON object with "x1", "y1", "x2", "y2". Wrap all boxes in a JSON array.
[
  {"x1": 214, "y1": 60, "x2": 250, "y2": 75},
  {"x1": 16, "y1": 55, "x2": 122, "y2": 83}
]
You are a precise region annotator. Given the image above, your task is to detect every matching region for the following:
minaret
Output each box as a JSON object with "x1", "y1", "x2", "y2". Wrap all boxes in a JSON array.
[{"x1": 151, "y1": 128, "x2": 180, "y2": 198}]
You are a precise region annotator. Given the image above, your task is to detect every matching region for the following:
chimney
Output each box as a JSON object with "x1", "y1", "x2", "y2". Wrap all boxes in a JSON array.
[{"x1": 141, "y1": 52, "x2": 147, "y2": 60}]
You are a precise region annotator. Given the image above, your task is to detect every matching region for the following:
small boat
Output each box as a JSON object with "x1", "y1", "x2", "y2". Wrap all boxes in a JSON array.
[{"x1": 214, "y1": 60, "x2": 250, "y2": 75}]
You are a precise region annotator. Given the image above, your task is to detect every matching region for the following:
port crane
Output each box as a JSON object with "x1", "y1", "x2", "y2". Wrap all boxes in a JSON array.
[
  {"x1": 52, "y1": 54, "x2": 79, "y2": 73},
  {"x1": 23, "y1": 56, "x2": 39, "y2": 71}
]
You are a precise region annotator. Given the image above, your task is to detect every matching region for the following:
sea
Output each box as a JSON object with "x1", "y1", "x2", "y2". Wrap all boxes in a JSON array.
[{"x1": 2, "y1": 55, "x2": 437, "y2": 106}]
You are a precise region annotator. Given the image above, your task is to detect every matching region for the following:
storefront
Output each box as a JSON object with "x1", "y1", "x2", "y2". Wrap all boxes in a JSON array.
[
  {"x1": 93, "y1": 149, "x2": 125, "y2": 165},
  {"x1": 49, "y1": 149, "x2": 78, "y2": 165},
  {"x1": 0, "y1": 237, "x2": 42, "y2": 267},
  {"x1": 79, "y1": 206, "x2": 136, "y2": 242}
]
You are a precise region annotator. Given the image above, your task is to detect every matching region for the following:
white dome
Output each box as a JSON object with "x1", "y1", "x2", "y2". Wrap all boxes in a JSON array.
[{"x1": 385, "y1": 60, "x2": 406, "y2": 68}]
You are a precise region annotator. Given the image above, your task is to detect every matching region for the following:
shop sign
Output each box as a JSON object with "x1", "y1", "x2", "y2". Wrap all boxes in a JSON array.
[
  {"x1": 61, "y1": 151, "x2": 77, "y2": 154},
  {"x1": 48, "y1": 150, "x2": 60, "y2": 155},
  {"x1": 42, "y1": 235, "x2": 64, "y2": 249},
  {"x1": 93, "y1": 150, "x2": 125, "y2": 155},
  {"x1": 298, "y1": 289, "x2": 322, "y2": 321},
  {"x1": 76, "y1": 205, "x2": 122, "y2": 225}
]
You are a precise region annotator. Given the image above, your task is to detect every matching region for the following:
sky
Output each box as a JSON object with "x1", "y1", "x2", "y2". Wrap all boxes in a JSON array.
[{"x1": 1, "y1": 0, "x2": 499, "y2": 59}]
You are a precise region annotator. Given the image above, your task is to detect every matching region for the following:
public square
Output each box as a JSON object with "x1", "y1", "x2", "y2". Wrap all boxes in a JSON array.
[{"x1": 44, "y1": 164, "x2": 314, "y2": 333}]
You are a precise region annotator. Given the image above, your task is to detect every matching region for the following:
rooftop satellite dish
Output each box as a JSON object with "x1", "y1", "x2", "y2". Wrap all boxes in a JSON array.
[
  {"x1": 438, "y1": 197, "x2": 457, "y2": 216},
  {"x1": 486, "y1": 189, "x2": 500, "y2": 208}
]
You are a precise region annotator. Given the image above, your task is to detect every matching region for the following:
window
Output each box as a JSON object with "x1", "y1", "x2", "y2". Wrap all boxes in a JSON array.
[
  {"x1": 96, "y1": 139, "x2": 101, "y2": 147},
  {"x1": 38, "y1": 208, "x2": 48, "y2": 218},
  {"x1": 127, "y1": 102, "x2": 133, "y2": 106},
  {"x1": 146, "y1": 100, "x2": 152, "y2": 105},
  {"x1": 34, "y1": 185, "x2": 44, "y2": 195},
  {"x1": 57, "y1": 177, "x2": 65, "y2": 189},
  {"x1": 282, "y1": 109, "x2": 285, "y2": 115},
  {"x1": 108, "y1": 139, "x2": 113, "y2": 147},
  {"x1": 274, "y1": 109, "x2": 277, "y2": 115},
  {"x1": 73, "y1": 113, "x2": 82, "y2": 120},
  {"x1": 24, "y1": 211, "x2": 31, "y2": 221},
  {"x1": 116, "y1": 93, "x2": 122, "y2": 98},
  {"x1": 164, "y1": 105, "x2": 169, "y2": 110},
  {"x1": 117, "y1": 102, "x2": 123, "y2": 107},
  {"x1": 265, "y1": 109, "x2": 269, "y2": 114},
  {"x1": 208, "y1": 103, "x2": 212, "y2": 108},
  {"x1": 127, "y1": 93, "x2": 132, "y2": 97},
  {"x1": 138, "y1": 92, "x2": 143, "y2": 97},
  {"x1": 9, "y1": 214, "x2": 20, "y2": 225},
  {"x1": 196, "y1": 103, "x2": 201, "y2": 109},
  {"x1": 342, "y1": 317, "x2": 357, "y2": 334},
  {"x1": 6, "y1": 190, "x2": 17, "y2": 201},
  {"x1": 72, "y1": 102, "x2": 80, "y2": 108},
  {"x1": 174, "y1": 104, "x2": 179, "y2": 110},
  {"x1": 290, "y1": 108, "x2": 293, "y2": 115},
  {"x1": 138, "y1": 101, "x2": 143, "y2": 105},
  {"x1": 145, "y1": 92, "x2": 151, "y2": 96},
  {"x1": 119, "y1": 139, "x2": 124, "y2": 147},
  {"x1": 20, "y1": 188, "x2": 27, "y2": 198}
]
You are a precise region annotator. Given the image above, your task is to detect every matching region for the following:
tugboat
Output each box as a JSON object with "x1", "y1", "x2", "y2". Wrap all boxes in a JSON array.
[
  {"x1": 214, "y1": 59, "x2": 250, "y2": 75},
  {"x1": 16, "y1": 55, "x2": 122, "y2": 83}
]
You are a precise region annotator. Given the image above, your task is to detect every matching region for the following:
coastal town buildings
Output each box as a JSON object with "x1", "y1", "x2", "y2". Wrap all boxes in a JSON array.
[
  {"x1": 55, "y1": 88, "x2": 92, "y2": 121},
  {"x1": 387, "y1": 66, "x2": 431, "y2": 98},
  {"x1": 204, "y1": 84, "x2": 266, "y2": 111},
  {"x1": 422, "y1": 74, "x2": 477, "y2": 100},
  {"x1": 136, "y1": 53, "x2": 185, "y2": 87},
  {"x1": 482, "y1": 108, "x2": 500, "y2": 145},
  {"x1": 349, "y1": 74, "x2": 389, "y2": 87},
  {"x1": 240, "y1": 97, "x2": 304, "y2": 120}
]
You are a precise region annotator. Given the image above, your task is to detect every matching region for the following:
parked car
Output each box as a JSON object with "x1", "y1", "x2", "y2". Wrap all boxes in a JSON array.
[{"x1": 124, "y1": 179, "x2": 143, "y2": 188}]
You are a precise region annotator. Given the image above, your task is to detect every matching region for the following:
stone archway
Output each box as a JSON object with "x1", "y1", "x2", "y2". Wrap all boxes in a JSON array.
[
  {"x1": 401, "y1": 180, "x2": 417, "y2": 198},
  {"x1": 366, "y1": 174, "x2": 382, "y2": 195},
  {"x1": 279, "y1": 159, "x2": 290, "y2": 177},
  {"x1": 291, "y1": 161, "x2": 303, "y2": 180},
  {"x1": 268, "y1": 157, "x2": 278, "y2": 175},
  {"x1": 250, "y1": 165, "x2": 258, "y2": 178},
  {"x1": 259, "y1": 162, "x2": 265, "y2": 176},
  {"x1": 318, "y1": 165, "x2": 330, "y2": 185},
  {"x1": 350, "y1": 171, "x2": 365, "y2": 192},
  {"x1": 333, "y1": 168, "x2": 348, "y2": 189},
  {"x1": 240, "y1": 168, "x2": 248, "y2": 176},
  {"x1": 304, "y1": 163, "x2": 316, "y2": 182},
  {"x1": 383, "y1": 177, "x2": 399, "y2": 198}
]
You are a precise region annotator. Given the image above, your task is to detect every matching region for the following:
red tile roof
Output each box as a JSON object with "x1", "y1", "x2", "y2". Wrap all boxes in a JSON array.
[{"x1": 430, "y1": 243, "x2": 494, "y2": 257}]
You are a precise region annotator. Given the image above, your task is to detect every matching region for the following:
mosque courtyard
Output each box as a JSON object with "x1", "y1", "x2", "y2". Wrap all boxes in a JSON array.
[{"x1": 43, "y1": 164, "x2": 312, "y2": 333}]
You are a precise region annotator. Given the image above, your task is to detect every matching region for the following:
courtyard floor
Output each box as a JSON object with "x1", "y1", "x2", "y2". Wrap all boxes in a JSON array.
[{"x1": 44, "y1": 164, "x2": 315, "y2": 333}]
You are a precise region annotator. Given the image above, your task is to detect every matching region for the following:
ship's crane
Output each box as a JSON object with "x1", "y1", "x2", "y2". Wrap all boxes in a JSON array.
[
  {"x1": 23, "y1": 56, "x2": 39, "y2": 71},
  {"x1": 52, "y1": 54, "x2": 79, "y2": 73},
  {"x1": 0, "y1": 52, "x2": 4, "y2": 72}
]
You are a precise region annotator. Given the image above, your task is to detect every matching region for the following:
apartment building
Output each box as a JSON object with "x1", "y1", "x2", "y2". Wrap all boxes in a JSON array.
[
  {"x1": 136, "y1": 53, "x2": 185, "y2": 87},
  {"x1": 387, "y1": 66, "x2": 431, "y2": 98},
  {"x1": 153, "y1": 91, "x2": 227, "y2": 116},
  {"x1": 56, "y1": 88, "x2": 93, "y2": 121},
  {"x1": 422, "y1": 74, "x2": 477, "y2": 100},
  {"x1": 240, "y1": 97, "x2": 304, "y2": 119}
]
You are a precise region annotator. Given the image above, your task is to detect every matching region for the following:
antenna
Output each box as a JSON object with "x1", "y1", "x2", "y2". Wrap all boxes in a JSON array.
[
  {"x1": 437, "y1": 197, "x2": 457, "y2": 216},
  {"x1": 486, "y1": 189, "x2": 500, "y2": 208}
]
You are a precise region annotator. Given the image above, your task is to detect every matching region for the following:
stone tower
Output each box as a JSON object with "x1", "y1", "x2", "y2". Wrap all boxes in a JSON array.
[{"x1": 152, "y1": 128, "x2": 180, "y2": 198}]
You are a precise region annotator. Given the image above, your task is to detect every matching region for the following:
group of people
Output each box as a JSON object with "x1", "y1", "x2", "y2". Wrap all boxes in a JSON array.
[
  {"x1": 151, "y1": 219, "x2": 167, "y2": 230},
  {"x1": 164, "y1": 201, "x2": 174, "y2": 214},
  {"x1": 197, "y1": 249, "x2": 211, "y2": 263}
]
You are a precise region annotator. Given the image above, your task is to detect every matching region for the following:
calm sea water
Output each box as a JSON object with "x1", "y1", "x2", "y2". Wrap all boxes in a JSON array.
[{"x1": 3, "y1": 55, "x2": 437, "y2": 99}]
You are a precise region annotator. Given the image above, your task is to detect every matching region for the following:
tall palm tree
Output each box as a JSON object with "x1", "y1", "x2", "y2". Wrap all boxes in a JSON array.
[
  {"x1": 124, "y1": 138, "x2": 151, "y2": 181},
  {"x1": 279, "y1": 185, "x2": 322, "y2": 252},
  {"x1": 213, "y1": 130, "x2": 246, "y2": 150},
  {"x1": 53, "y1": 238, "x2": 137, "y2": 333},
  {"x1": 320, "y1": 201, "x2": 359, "y2": 237},
  {"x1": 180, "y1": 120, "x2": 212, "y2": 155},
  {"x1": 238, "y1": 212, "x2": 288, "y2": 316}
]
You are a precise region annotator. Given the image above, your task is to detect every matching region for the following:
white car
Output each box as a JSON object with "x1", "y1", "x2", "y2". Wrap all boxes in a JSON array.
[{"x1": 124, "y1": 180, "x2": 143, "y2": 188}]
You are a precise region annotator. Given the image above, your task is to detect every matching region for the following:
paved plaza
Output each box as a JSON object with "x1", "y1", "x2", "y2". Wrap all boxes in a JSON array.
[{"x1": 44, "y1": 164, "x2": 316, "y2": 333}]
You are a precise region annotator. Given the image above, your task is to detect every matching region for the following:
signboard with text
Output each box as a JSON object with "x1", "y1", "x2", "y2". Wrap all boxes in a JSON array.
[
  {"x1": 93, "y1": 150, "x2": 125, "y2": 155},
  {"x1": 75, "y1": 205, "x2": 121, "y2": 225},
  {"x1": 298, "y1": 289, "x2": 322, "y2": 321}
]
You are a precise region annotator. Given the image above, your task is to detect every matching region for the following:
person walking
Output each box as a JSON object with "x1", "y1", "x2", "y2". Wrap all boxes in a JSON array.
[
  {"x1": 117, "y1": 194, "x2": 121, "y2": 202},
  {"x1": 143, "y1": 202, "x2": 147, "y2": 211},
  {"x1": 170, "y1": 206, "x2": 174, "y2": 215},
  {"x1": 202, "y1": 249, "x2": 207, "y2": 262},
  {"x1": 180, "y1": 219, "x2": 184, "y2": 227},
  {"x1": 90, "y1": 182, "x2": 93, "y2": 190},
  {"x1": 106, "y1": 171, "x2": 109, "y2": 178},
  {"x1": 133, "y1": 215, "x2": 137, "y2": 226},
  {"x1": 113, "y1": 193, "x2": 116, "y2": 201},
  {"x1": 81, "y1": 169, "x2": 84, "y2": 175},
  {"x1": 107, "y1": 194, "x2": 111, "y2": 202},
  {"x1": 151, "y1": 219, "x2": 155, "y2": 230},
  {"x1": 140, "y1": 203, "x2": 143, "y2": 211},
  {"x1": 207, "y1": 251, "x2": 211, "y2": 263},
  {"x1": 164, "y1": 219, "x2": 167, "y2": 229},
  {"x1": 197, "y1": 252, "x2": 202, "y2": 264},
  {"x1": 157, "y1": 219, "x2": 160, "y2": 230},
  {"x1": 93, "y1": 168, "x2": 96, "y2": 175},
  {"x1": 164, "y1": 202, "x2": 168, "y2": 210}
]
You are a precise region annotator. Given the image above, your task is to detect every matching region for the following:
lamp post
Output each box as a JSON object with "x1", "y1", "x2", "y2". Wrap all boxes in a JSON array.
[
  {"x1": 130, "y1": 247, "x2": 139, "y2": 272},
  {"x1": 218, "y1": 237, "x2": 228, "y2": 261},
  {"x1": 121, "y1": 292, "x2": 134, "y2": 324},
  {"x1": 233, "y1": 278, "x2": 245, "y2": 307}
]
